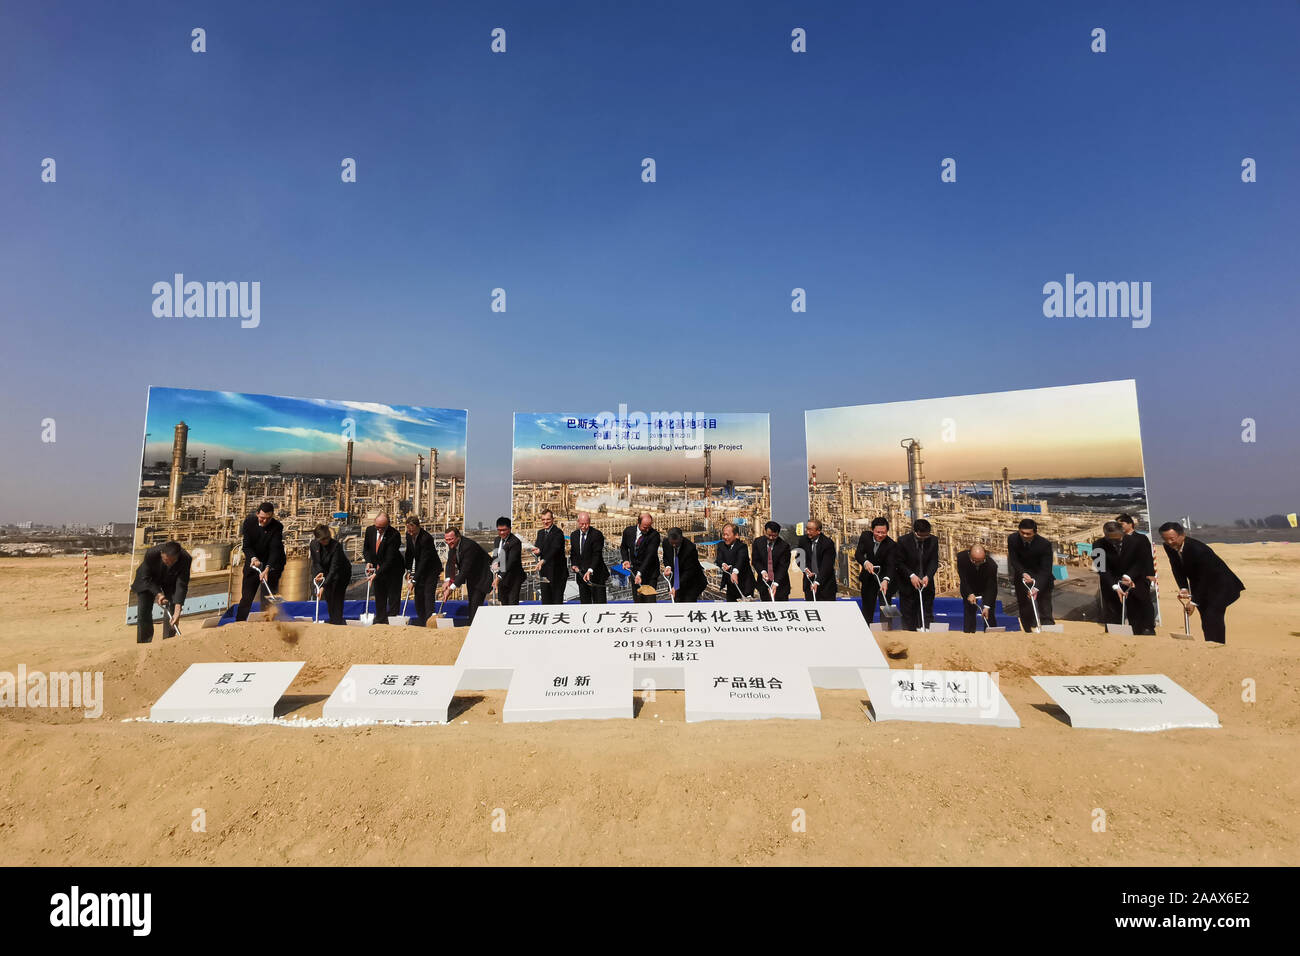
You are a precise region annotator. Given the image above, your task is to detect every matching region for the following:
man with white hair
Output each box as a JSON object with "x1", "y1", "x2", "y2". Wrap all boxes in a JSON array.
[
  {"x1": 570, "y1": 511, "x2": 609, "y2": 603},
  {"x1": 364, "y1": 511, "x2": 403, "y2": 624}
]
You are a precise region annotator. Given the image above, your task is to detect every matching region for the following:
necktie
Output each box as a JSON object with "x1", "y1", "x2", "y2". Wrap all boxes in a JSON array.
[
  {"x1": 673, "y1": 551, "x2": 680, "y2": 589},
  {"x1": 581, "y1": 532, "x2": 586, "y2": 553},
  {"x1": 767, "y1": 543, "x2": 774, "y2": 581}
]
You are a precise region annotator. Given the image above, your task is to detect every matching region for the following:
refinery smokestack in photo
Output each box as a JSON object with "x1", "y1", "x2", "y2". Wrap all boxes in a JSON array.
[
  {"x1": 168, "y1": 421, "x2": 188, "y2": 518},
  {"x1": 413, "y1": 454, "x2": 423, "y2": 519},
  {"x1": 343, "y1": 440, "x2": 354, "y2": 516},
  {"x1": 900, "y1": 438, "x2": 925, "y2": 520}
]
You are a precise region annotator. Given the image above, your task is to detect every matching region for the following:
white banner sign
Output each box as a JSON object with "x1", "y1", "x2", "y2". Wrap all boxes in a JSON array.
[
  {"x1": 503, "y1": 659, "x2": 633, "y2": 723},
  {"x1": 861, "y1": 667, "x2": 1020, "y2": 728},
  {"x1": 1033, "y1": 674, "x2": 1220, "y2": 731},
  {"x1": 322, "y1": 665, "x2": 460, "y2": 723},
  {"x1": 454, "y1": 600, "x2": 889, "y2": 692},
  {"x1": 150, "y1": 661, "x2": 304, "y2": 721}
]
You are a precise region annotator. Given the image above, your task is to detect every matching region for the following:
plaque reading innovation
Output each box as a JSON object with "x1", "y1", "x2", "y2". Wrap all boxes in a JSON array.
[
  {"x1": 503, "y1": 658, "x2": 633, "y2": 723},
  {"x1": 453, "y1": 601, "x2": 890, "y2": 693}
]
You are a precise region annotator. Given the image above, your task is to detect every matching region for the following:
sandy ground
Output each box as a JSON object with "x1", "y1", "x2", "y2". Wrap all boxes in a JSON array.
[{"x1": 1, "y1": 543, "x2": 1297, "y2": 866}]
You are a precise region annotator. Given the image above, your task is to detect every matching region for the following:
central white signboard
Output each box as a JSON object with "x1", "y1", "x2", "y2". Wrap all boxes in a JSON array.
[
  {"x1": 454, "y1": 601, "x2": 890, "y2": 692},
  {"x1": 150, "y1": 661, "x2": 304, "y2": 721},
  {"x1": 1033, "y1": 673, "x2": 1220, "y2": 731}
]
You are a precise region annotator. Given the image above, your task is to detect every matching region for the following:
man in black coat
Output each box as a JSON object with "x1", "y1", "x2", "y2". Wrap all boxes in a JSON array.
[
  {"x1": 1007, "y1": 518, "x2": 1055, "y2": 632},
  {"x1": 310, "y1": 524, "x2": 352, "y2": 625},
  {"x1": 854, "y1": 516, "x2": 897, "y2": 622},
  {"x1": 131, "y1": 540, "x2": 191, "y2": 642},
  {"x1": 895, "y1": 519, "x2": 940, "y2": 630},
  {"x1": 796, "y1": 519, "x2": 837, "y2": 601},
  {"x1": 531, "y1": 509, "x2": 569, "y2": 605},
  {"x1": 620, "y1": 513, "x2": 661, "y2": 603},
  {"x1": 570, "y1": 511, "x2": 608, "y2": 604},
  {"x1": 492, "y1": 516, "x2": 524, "y2": 606},
  {"x1": 752, "y1": 520, "x2": 792, "y2": 601},
  {"x1": 1159, "y1": 522, "x2": 1245, "y2": 644},
  {"x1": 235, "y1": 502, "x2": 285, "y2": 621},
  {"x1": 403, "y1": 516, "x2": 444, "y2": 626},
  {"x1": 956, "y1": 543, "x2": 998, "y2": 633},
  {"x1": 715, "y1": 522, "x2": 754, "y2": 601},
  {"x1": 363, "y1": 511, "x2": 404, "y2": 624},
  {"x1": 441, "y1": 527, "x2": 493, "y2": 623},
  {"x1": 663, "y1": 528, "x2": 707, "y2": 603},
  {"x1": 1093, "y1": 521, "x2": 1147, "y2": 629},
  {"x1": 1118, "y1": 513, "x2": 1158, "y2": 634}
]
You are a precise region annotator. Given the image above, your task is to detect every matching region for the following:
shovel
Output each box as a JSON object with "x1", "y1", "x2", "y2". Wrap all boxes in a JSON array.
[
  {"x1": 1171, "y1": 588, "x2": 1195, "y2": 640},
  {"x1": 294, "y1": 581, "x2": 322, "y2": 622},
  {"x1": 1106, "y1": 582, "x2": 1134, "y2": 635},
  {"x1": 1024, "y1": 577, "x2": 1063, "y2": 633},
  {"x1": 389, "y1": 575, "x2": 412, "y2": 626},
  {"x1": 160, "y1": 599, "x2": 182, "y2": 638},
  {"x1": 355, "y1": 576, "x2": 375, "y2": 626},
  {"x1": 975, "y1": 596, "x2": 1005, "y2": 633}
]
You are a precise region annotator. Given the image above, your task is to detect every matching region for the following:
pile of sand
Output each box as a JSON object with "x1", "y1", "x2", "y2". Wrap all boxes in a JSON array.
[{"x1": 1, "y1": 544, "x2": 1296, "y2": 865}]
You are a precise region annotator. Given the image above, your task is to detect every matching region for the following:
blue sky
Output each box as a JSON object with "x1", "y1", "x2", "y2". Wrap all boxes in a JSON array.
[{"x1": 1, "y1": 0, "x2": 1296, "y2": 525}]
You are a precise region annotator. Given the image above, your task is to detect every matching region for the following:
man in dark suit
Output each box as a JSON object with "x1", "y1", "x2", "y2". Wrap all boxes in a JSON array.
[
  {"x1": 1007, "y1": 518, "x2": 1055, "y2": 632},
  {"x1": 663, "y1": 528, "x2": 707, "y2": 602},
  {"x1": 310, "y1": 524, "x2": 352, "y2": 625},
  {"x1": 403, "y1": 516, "x2": 444, "y2": 626},
  {"x1": 570, "y1": 511, "x2": 608, "y2": 604},
  {"x1": 715, "y1": 522, "x2": 754, "y2": 601},
  {"x1": 235, "y1": 501, "x2": 285, "y2": 621},
  {"x1": 752, "y1": 520, "x2": 791, "y2": 601},
  {"x1": 1159, "y1": 522, "x2": 1244, "y2": 644},
  {"x1": 492, "y1": 516, "x2": 524, "y2": 606},
  {"x1": 796, "y1": 519, "x2": 837, "y2": 601},
  {"x1": 531, "y1": 509, "x2": 569, "y2": 604},
  {"x1": 441, "y1": 526, "x2": 493, "y2": 623},
  {"x1": 854, "y1": 516, "x2": 897, "y2": 622},
  {"x1": 1093, "y1": 521, "x2": 1134, "y2": 627},
  {"x1": 895, "y1": 519, "x2": 939, "y2": 630},
  {"x1": 131, "y1": 540, "x2": 191, "y2": 642},
  {"x1": 1118, "y1": 513, "x2": 1157, "y2": 634},
  {"x1": 956, "y1": 543, "x2": 998, "y2": 633},
  {"x1": 620, "y1": 513, "x2": 661, "y2": 603},
  {"x1": 363, "y1": 511, "x2": 404, "y2": 624}
]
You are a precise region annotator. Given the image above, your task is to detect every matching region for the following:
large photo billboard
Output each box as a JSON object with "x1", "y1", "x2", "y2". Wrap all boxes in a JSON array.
[
  {"x1": 511, "y1": 410, "x2": 771, "y2": 601},
  {"x1": 128, "y1": 387, "x2": 468, "y2": 621},
  {"x1": 804, "y1": 380, "x2": 1151, "y2": 623}
]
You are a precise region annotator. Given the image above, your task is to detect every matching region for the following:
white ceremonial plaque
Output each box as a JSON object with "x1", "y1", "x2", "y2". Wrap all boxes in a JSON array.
[
  {"x1": 454, "y1": 601, "x2": 889, "y2": 693},
  {"x1": 1033, "y1": 674, "x2": 1220, "y2": 731},
  {"x1": 861, "y1": 667, "x2": 1020, "y2": 728},
  {"x1": 321, "y1": 664, "x2": 460, "y2": 723},
  {"x1": 684, "y1": 661, "x2": 820, "y2": 722},
  {"x1": 503, "y1": 658, "x2": 633, "y2": 723},
  {"x1": 150, "y1": 661, "x2": 304, "y2": 721}
]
